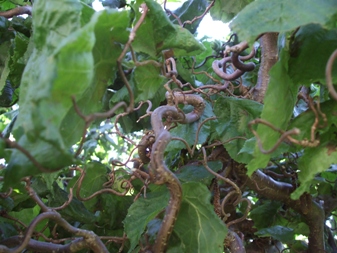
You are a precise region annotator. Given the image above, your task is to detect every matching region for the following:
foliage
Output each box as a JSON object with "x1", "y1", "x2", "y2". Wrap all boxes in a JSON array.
[{"x1": 0, "y1": 0, "x2": 336, "y2": 252}]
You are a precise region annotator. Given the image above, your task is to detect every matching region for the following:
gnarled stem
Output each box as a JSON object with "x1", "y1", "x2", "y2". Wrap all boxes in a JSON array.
[{"x1": 252, "y1": 33, "x2": 278, "y2": 103}]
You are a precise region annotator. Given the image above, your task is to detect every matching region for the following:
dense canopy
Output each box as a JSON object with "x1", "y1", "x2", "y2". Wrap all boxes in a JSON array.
[{"x1": 0, "y1": 0, "x2": 336, "y2": 252}]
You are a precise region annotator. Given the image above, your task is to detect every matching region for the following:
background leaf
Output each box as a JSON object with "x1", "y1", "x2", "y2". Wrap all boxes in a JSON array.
[{"x1": 211, "y1": 96, "x2": 263, "y2": 163}]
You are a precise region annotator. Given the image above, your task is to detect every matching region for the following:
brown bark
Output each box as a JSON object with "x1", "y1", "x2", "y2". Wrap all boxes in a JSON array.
[
  {"x1": 0, "y1": 6, "x2": 32, "y2": 18},
  {"x1": 252, "y1": 33, "x2": 279, "y2": 103}
]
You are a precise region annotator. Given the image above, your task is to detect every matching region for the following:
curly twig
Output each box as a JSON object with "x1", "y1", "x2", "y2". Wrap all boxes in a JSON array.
[
  {"x1": 201, "y1": 147, "x2": 241, "y2": 196},
  {"x1": 248, "y1": 119, "x2": 301, "y2": 154}
]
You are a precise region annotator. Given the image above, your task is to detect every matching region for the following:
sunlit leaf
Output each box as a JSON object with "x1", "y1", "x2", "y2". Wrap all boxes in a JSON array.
[
  {"x1": 230, "y1": 0, "x2": 337, "y2": 45},
  {"x1": 4, "y1": 2, "x2": 129, "y2": 186}
]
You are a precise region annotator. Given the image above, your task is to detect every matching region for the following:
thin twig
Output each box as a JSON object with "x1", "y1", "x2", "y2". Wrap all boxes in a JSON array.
[
  {"x1": 73, "y1": 167, "x2": 131, "y2": 201},
  {"x1": 191, "y1": 116, "x2": 217, "y2": 154},
  {"x1": 201, "y1": 147, "x2": 241, "y2": 195},
  {"x1": 326, "y1": 48, "x2": 337, "y2": 101},
  {"x1": 72, "y1": 96, "x2": 127, "y2": 157},
  {"x1": 117, "y1": 3, "x2": 149, "y2": 113},
  {"x1": 163, "y1": 0, "x2": 183, "y2": 25},
  {"x1": 248, "y1": 119, "x2": 301, "y2": 154},
  {"x1": 182, "y1": 0, "x2": 215, "y2": 27}
]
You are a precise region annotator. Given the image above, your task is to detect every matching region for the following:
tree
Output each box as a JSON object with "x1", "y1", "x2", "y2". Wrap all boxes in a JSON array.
[{"x1": 0, "y1": 0, "x2": 336, "y2": 252}]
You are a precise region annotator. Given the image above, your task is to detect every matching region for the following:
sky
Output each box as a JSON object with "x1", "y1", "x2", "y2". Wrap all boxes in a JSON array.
[{"x1": 92, "y1": 0, "x2": 230, "y2": 40}]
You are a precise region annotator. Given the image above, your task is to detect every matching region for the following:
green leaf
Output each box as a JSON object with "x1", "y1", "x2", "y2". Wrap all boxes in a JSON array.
[
  {"x1": 67, "y1": 162, "x2": 108, "y2": 211},
  {"x1": 4, "y1": 4, "x2": 129, "y2": 185},
  {"x1": 0, "y1": 137, "x2": 6, "y2": 158},
  {"x1": 167, "y1": 25, "x2": 206, "y2": 57},
  {"x1": 167, "y1": 100, "x2": 215, "y2": 152},
  {"x1": 132, "y1": 0, "x2": 204, "y2": 57},
  {"x1": 0, "y1": 197, "x2": 14, "y2": 212},
  {"x1": 169, "y1": 0, "x2": 208, "y2": 34},
  {"x1": 212, "y1": 96, "x2": 263, "y2": 164},
  {"x1": 291, "y1": 132, "x2": 337, "y2": 199},
  {"x1": 230, "y1": 0, "x2": 337, "y2": 45},
  {"x1": 247, "y1": 48, "x2": 300, "y2": 175},
  {"x1": 133, "y1": 64, "x2": 166, "y2": 103},
  {"x1": 9, "y1": 205, "x2": 40, "y2": 227},
  {"x1": 177, "y1": 161, "x2": 222, "y2": 184},
  {"x1": 0, "y1": 40, "x2": 11, "y2": 90},
  {"x1": 210, "y1": 0, "x2": 253, "y2": 23},
  {"x1": 0, "y1": 1, "x2": 16, "y2": 11},
  {"x1": 255, "y1": 225, "x2": 294, "y2": 243},
  {"x1": 11, "y1": 16, "x2": 32, "y2": 38},
  {"x1": 124, "y1": 186, "x2": 169, "y2": 252},
  {"x1": 49, "y1": 182, "x2": 97, "y2": 224},
  {"x1": 288, "y1": 24, "x2": 337, "y2": 84},
  {"x1": 250, "y1": 201, "x2": 282, "y2": 229},
  {"x1": 288, "y1": 99, "x2": 337, "y2": 141},
  {"x1": 8, "y1": 33, "x2": 30, "y2": 89},
  {"x1": 173, "y1": 182, "x2": 227, "y2": 253},
  {"x1": 0, "y1": 217, "x2": 17, "y2": 239},
  {"x1": 98, "y1": 194, "x2": 133, "y2": 229}
]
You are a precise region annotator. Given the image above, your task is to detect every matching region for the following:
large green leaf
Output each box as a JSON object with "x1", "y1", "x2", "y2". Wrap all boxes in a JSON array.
[
  {"x1": 212, "y1": 96, "x2": 263, "y2": 164},
  {"x1": 230, "y1": 0, "x2": 337, "y2": 45},
  {"x1": 247, "y1": 48, "x2": 300, "y2": 175},
  {"x1": 173, "y1": 182, "x2": 227, "y2": 253},
  {"x1": 4, "y1": 1, "x2": 129, "y2": 186},
  {"x1": 288, "y1": 24, "x2": 337, "y2": 85}
]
